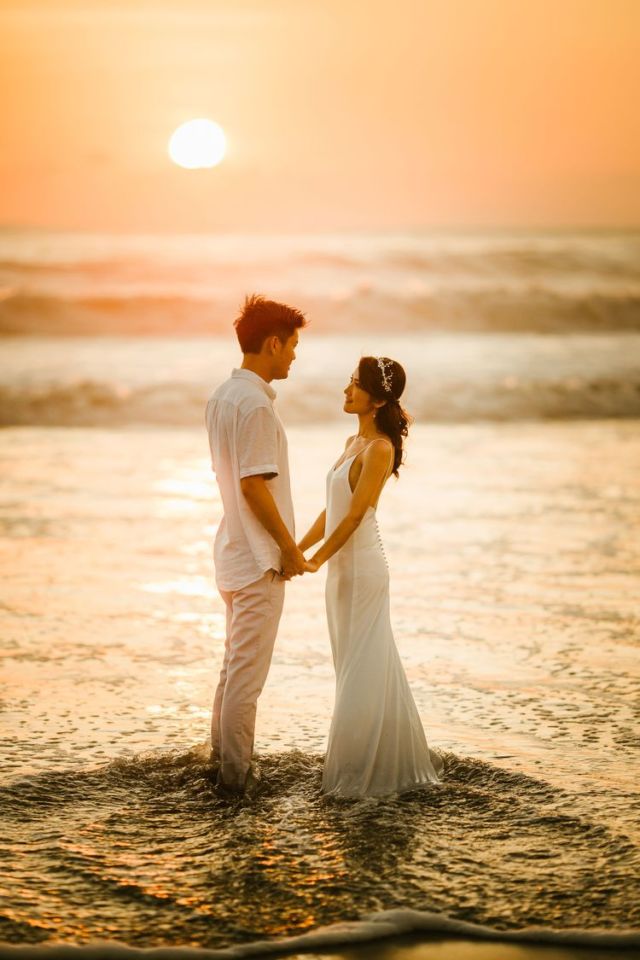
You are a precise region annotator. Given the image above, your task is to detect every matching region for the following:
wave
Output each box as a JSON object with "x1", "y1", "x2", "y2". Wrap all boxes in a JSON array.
[
  {"x1": 0, "y1": 294, "x2": 226, "y2": 336},
  {"x1": 0, "y1": 910, "x2": 638, "y2": 958},
  {"x1": 1, "y1": 229, "x2": 639, "y2": 273},
  {"x1": 2, "y1": 289, "x2": 640, "y2": 336},
  {"x1": 1, "y1": 373, "x2": 640, "y2": 426},
  {"x1": 378, "y1": 240, "x2": 640, "y2": 280}
]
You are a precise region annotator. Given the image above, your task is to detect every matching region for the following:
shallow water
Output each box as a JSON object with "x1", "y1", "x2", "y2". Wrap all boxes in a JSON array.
[
  {"x1": 0, "y1": 422, "x2": 639, "y2": 946},
  {"x1": 1, "y1": 749, "x2": 638, "y2": 947}
]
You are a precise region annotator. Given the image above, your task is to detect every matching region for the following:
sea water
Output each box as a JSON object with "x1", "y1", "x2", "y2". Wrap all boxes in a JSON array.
[
  {"x1": 0, "y1": 231, "x2": 639, "y2": 952},
  {"x1": 0, "y1": 421, "x2": 638, "y2": 949}
]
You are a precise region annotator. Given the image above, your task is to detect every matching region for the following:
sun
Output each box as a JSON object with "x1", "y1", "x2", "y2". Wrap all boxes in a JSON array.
[{"x1": 168, "y1": 119, "x2": 226, "y2": 169}]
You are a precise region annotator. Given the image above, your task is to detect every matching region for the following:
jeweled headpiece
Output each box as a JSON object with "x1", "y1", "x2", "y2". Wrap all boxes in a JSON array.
[{"x1": 377, "y1": 357, "x2": 393, "y2": 393}]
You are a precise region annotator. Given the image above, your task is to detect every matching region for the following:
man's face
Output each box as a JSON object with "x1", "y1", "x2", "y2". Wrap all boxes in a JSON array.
[{"x1": 272, "y1": 331, "x2": 299, "y2": 379}]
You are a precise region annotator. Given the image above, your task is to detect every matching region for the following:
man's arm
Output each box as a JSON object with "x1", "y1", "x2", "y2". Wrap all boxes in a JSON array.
[{"x1": 240, "y1": 475, "x2": 306, "y2": 579}]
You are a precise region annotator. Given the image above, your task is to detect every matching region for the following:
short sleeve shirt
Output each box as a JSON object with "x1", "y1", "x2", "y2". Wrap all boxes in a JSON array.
[{"x1": 205, "y1": 368, "x2": 294, "y2": 591}]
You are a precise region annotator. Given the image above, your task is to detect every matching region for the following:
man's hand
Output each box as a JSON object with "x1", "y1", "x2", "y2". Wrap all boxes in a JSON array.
[
  {"x1": 239, "y1": 475, "x2": 304, "y2": 580},
  {"x1": 279, "y1": 544, "x2": 306, "y2": 580}
]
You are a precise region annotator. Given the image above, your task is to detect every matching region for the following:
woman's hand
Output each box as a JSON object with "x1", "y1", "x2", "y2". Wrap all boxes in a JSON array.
[
  {"x1": 304, "y1": 559, "x2": 321, "y2": 573},
  {"x1": 302, "y1": 440, "x2": 393, "y2": 569}
]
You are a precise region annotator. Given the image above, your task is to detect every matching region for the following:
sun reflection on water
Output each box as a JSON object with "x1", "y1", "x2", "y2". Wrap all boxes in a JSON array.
[{"x1": 139, "y1": 576, "x2": 214, "y2": 598}]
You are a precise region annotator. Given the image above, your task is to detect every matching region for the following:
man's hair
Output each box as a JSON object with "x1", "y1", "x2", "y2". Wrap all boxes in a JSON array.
[{"x1": 234, "y1": 294, "x2": 307, "y2": 354}]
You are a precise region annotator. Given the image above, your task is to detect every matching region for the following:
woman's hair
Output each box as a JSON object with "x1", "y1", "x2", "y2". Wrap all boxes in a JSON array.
[
  {"x1": 357, "y1": 356, "x2": 412, "y2": 478},
  {"x1": 234, "y1": 294, "x2": 307, "y2": 354}
]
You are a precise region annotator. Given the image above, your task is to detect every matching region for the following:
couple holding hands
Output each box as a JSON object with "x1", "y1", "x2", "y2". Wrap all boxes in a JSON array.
[{"x1": 205, "y1": 295, "x2": 443, "y2": 798}]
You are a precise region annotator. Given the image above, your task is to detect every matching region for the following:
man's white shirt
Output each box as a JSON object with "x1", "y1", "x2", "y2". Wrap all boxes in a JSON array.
[{"x1": 205, "y1": 368, "x2": 294, "y2": 591}]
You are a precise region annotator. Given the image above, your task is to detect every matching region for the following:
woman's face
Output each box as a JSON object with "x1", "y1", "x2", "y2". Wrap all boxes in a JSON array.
[{"x1": 343, "y1": 367, "x2": 375, "y2": 415}]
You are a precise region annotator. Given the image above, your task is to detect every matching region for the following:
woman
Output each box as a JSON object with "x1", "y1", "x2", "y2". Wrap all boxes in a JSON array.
[{"x1": 299, "y1": 356, "x2": 444, "y2": 798}]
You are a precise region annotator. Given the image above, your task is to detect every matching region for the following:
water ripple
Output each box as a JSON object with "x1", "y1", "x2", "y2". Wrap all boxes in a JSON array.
[{"x1": 0, "y1": 747, "x2": 638, "y2": 947}]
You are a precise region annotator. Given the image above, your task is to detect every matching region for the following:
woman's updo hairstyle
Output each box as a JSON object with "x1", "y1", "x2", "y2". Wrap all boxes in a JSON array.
[{"x1": 357, "y1": 356, "x2": 412, "y2": 477}]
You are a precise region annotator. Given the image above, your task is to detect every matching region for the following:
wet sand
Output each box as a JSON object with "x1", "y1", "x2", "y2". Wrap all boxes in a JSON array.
[{"x1": 310, "y1": 940, "x2": 635, "y2": 960}]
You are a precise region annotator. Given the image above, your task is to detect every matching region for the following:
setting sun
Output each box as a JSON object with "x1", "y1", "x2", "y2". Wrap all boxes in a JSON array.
[{"x1": 168, "y1": 119, "x2": 226, "y2": 170}]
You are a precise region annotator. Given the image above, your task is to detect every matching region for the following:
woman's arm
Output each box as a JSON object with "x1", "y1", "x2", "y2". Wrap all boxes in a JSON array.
[
  {"x1": 298, "y1": 435, "x2": 355, "y2": 554},
  {"x1": 308, "y1": 439, "x2": 393, "y2": 569},
  {"x1": 298, "y1": 510, "x2": 326, "y2": 552}
]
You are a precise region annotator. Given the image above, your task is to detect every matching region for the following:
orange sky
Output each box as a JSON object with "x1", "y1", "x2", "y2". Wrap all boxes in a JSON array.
[{"x1": 1, "y1": 0, "x2": 639, "y2": 231}]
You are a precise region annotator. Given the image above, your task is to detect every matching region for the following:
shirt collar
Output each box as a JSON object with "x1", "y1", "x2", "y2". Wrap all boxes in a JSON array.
[{"x1": 231, "y1": 368, "x2": 277, "y2": 400}]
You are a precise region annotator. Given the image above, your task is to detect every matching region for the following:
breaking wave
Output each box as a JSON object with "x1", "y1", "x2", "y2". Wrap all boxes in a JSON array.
[
  {"x1": 1, "y1": 373, "x2": 640, "y2": 426},
  {"x1": 0, "y1": 912, "x2": 638, "y2": 957},
  {"x1": 1, "y1": 288, "x2": 640, "y2": 336}
]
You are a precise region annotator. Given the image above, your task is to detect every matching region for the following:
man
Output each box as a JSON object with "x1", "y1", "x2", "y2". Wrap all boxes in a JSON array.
[{"x1": 205, "y1": 294, "x2": 307, "y2": 795}]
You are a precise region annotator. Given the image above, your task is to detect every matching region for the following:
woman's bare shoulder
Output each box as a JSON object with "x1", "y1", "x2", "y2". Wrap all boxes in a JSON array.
[
  {"x1": 367, "y1": 436, "x2": 393, "y2": 454},
  {"x1": 362, "y1": 436, "x2": 394, "y2": 467}
]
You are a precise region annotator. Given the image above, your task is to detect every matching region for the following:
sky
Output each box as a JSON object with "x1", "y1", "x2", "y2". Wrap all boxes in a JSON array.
[{"x1": 1, "y1": 0, "x2": 639, "y2": 232}]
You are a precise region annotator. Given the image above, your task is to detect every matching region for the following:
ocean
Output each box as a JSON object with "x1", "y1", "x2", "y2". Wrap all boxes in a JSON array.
[
  {"x1": 0, "y1": 230, "x2": 639, "y2": 957},
  {"x1": 1, "y1": 229, "x2": 639, "y2": 426}
]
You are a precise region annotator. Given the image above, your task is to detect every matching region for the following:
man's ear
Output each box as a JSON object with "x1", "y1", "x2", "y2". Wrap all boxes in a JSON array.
[{"x1": 260, "y1": 335, "x2": 277, "y2": 356}]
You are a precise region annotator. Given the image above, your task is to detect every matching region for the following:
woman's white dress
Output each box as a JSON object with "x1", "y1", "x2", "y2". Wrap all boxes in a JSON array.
[{"x1": 322, "y1": 448, "x2": 443, "y2": 798}]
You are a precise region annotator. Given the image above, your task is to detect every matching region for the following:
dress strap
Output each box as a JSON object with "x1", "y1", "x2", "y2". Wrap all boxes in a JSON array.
[
  {"x1": 332, "y1": 437, "x2": 388, "y2": 473},
  {"x1": 356, "y1": 440, "x2": 383, "y2": 464}
]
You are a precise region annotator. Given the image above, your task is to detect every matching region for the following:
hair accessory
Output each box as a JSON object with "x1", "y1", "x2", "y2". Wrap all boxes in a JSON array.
[{"x1": 376, "y1": 357, "x2": 393, "y2": 393}]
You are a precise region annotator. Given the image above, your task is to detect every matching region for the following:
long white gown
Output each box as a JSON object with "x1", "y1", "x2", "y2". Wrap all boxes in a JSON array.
[{"x1": 322, "y1": 446, "x2": 443, "y2": 798}]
